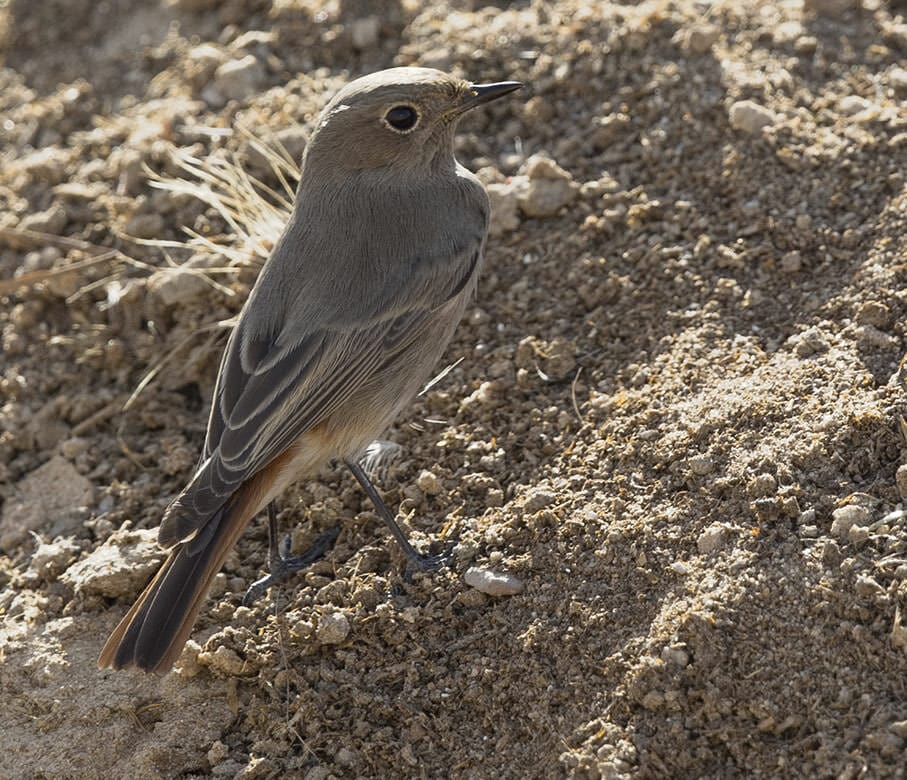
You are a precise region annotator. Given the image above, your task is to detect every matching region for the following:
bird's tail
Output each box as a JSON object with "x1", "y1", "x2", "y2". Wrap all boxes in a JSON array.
[{"x1": 97, "y1": 495, "x2": 253, "y2": 673}]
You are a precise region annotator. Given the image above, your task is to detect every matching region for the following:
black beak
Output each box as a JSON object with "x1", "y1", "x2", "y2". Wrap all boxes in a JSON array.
[{"x1": 460, "y1": 81, "x2": 523, "y2": 112}]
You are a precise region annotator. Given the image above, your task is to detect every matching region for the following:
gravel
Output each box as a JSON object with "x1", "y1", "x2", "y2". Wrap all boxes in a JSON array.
[{"x1": 1, "y1": 0, "x2": 906, "y2": 778}]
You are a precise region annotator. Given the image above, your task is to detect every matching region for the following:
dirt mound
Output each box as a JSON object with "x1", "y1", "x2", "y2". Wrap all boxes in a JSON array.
[{"x1": 2, "y1": 0, "x2": 906, "y2": 777}]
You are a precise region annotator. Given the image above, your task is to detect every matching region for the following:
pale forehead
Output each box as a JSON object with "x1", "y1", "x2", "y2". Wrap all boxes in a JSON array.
[{"x1": 327, "y1": 67, "x2": 468, "y2": 109}]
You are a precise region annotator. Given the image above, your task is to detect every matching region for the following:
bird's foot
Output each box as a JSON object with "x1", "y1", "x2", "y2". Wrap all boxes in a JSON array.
[{"x1": 243, "y1": 506, "x2": 340, "y2": 606}]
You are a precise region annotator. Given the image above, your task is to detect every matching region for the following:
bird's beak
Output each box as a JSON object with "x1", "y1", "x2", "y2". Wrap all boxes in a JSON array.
[{"x1": 458, "y1": 81, "x2": 523, "y2": 113}]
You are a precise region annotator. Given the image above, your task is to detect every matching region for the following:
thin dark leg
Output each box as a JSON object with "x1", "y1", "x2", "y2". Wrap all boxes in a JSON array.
[
  {"x1": 345, "y1": 459, "x2": 450, "y2": 572},
  {"x1": 242, "y1": 501, "x2": 340, "y2": 606}
]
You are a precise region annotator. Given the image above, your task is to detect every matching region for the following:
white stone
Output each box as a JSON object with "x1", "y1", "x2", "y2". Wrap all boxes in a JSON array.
[
  {"x1": 830, "y1": 505, "x2": 870, "y2": 538},
  {"x1": 464, "y1": 567, "x2": 524, "y2": 596},
  {"x1": 728, "y1": 100, "x2": 776, "y2": 134},
  {"x1": 838, "y1": 95, "x2": 870, "y2": 116},
  {"x1": 60, "y1": 529, "x2": 161, "y2": 597},
  {"x1": 486, "y1": 180, "x2": 522, "y2": 233},
  {"x1": 317, "y1": 612, "x2": 351, "y2": 644}
]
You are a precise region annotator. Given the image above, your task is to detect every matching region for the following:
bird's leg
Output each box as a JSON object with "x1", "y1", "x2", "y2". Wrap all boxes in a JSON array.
[
  {"x1": 344, "y1": 459, "x2": 451, "y2": 572},
  {"x1": 242, "y1": 501, "x2": 340, "y2": 606}
]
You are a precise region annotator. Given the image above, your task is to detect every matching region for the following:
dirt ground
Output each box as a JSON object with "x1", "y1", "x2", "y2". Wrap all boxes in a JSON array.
[{"x1": 2, "y1": 0, "x2": 907, "y2": 777}]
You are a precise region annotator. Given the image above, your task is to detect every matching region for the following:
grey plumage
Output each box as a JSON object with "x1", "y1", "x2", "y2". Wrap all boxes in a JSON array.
[{"x1": 99, "y1": 67, "x2": 521, "y2": 672}]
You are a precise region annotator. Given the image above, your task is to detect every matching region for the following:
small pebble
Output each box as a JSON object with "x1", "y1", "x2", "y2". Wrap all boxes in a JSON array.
[
  {"x1": 0, "y1": 456, "x2": 95, "y2": 553},
  {"x1": 660, "y1": 645, "x2": 690, "y2": 667},
  {"x1": 416, "y1": 470, "x2": 442, "y2": 496},
  {"x1": 60, "y1": 529, "x2": 161, "y2": 597},
  {"x1": 487, "y1": 180, "x2": 523, "y2": 233},
  {"x1": 854, "y1": 574, "x2": 885, "y2": 599},
  {"x1": 855, "y1": 301, "x2": 890, "y2": 328},
  {"x1": 207, "y1": 741, "x2": 230, "y2": 766},
  {"x1": 20, "y1": 204, "x2": 68, "y2": 234},
  {"x1": 728, "y1": 100, "x2": 776, "y2": 134},
  {"x1": 838, "y1": 95, "x2": 870, "y2": 116},
  {"x1": 890, "y1": 68, "x2": 907, "y2": 92},
  {"x1": 697, "y1": 523, "x2": 728, "y2": 554},
  {"x1": 830, "y1": 505, "x2": 870, "y2": 539},
  {"x1": 792, "y1": 327, "x2": 829, "y2": 357},
  {"x1": 464, "y1": 566, "x2": 524, "y2": 596},
  {"x1": 124, "y1": 212, "x2": 164, "y2": 239},
  {"x1": 780, "y1": 251, "x2": 802, "y2": 272},
  {"x1": 317, "y1": 612, "x2": 351, "y2": 644},
  {"x1": 517, "y1": 155, "x2": 578, "y2": 217},
  {"x1": 198, "y1": 645, "x2": 246, "y2": 675},
  {"x1": 678, "y1": 24, "x2": 719, "y2": 53},
  {"x1": 60, "y1": 437, "x2": 89, "y2": 460},
  {"x1": 747, "y1": 473, "x2": 777, "y2": 498},
  {"x1": 27, "y1": 538, "x2": 81, "y2": 580},
  {"x1": 523, "y1": 487, "x2": 556, "y2": 513}
]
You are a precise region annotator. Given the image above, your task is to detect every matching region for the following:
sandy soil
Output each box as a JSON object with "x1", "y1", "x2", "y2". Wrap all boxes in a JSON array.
[{"x1": 2, "y1": 0, "x2": 907, "y2": 777}]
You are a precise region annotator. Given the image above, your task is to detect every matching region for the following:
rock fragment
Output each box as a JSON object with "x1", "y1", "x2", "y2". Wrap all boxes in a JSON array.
[
  {"x1": 830, "y1": 505, "x2": 870, "y2": 539},
  {"x1": 464, "y1": 567, "x2": 524, "y2": 596},
  {"x1": 317, "y1": 612, "x2": 351, "y2": 644},
  {"x1": 60, "y1": 528, "x2": 161, "y2": 598},
  {"x1": 518, "y1": 155, "x2": 578, "y2": 218},
  {"x1": 728, "y1": 100, "x2": 776, "y2": 134}
]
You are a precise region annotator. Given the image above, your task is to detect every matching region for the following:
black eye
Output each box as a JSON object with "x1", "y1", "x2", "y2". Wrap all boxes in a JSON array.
[{"x1": 383, "y1": 105, "x2": 419, "y2": 133}]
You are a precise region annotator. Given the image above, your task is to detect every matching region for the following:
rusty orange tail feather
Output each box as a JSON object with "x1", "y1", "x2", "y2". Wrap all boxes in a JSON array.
[{"x1": 98, "y1": 465, "x2": 282, "y2": 673}]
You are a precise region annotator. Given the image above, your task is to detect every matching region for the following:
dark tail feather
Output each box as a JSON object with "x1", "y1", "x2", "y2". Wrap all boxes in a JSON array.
[{"x1": 98, "y1": 500, "x2": 251, "y2": 673}]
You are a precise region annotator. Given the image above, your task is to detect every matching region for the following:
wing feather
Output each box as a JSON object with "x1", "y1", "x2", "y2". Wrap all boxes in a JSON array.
[{"x1": 157, "y1": 239, "x2": 482, "y2": 549}]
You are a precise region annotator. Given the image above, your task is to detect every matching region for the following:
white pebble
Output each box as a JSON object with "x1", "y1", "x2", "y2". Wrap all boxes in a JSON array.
[
  {"x1": 728, "y1": 100, "x2": 776, "y2": 134},
  {"x1": 660, "y1": 645, "x2": 690, "y2": 667},
  {"x1": 317, "y1": 612, "x2": 351, "y2": 644},
  {"x1": 464, "y1": 566, "x2": 524, "y2": 596},
  {"x1": 890, "y1": 68, "x2": 907, "y2": 91},
  {"x1": 830, "y1": 505, "x2": 870, "y2": 539},
  {"x1": 60, "y1": 528, "x2": 160, "y2": 597},
  {"x1": 838, "y1": 95, "x2": 870, "y2": 115},
  {"x1": 416, "y1": 470, "x2": 442, "y2": 496},
  {"x1": 197, "y1": 645, "x2": 246, "y2": 675},
  {"x1": 523, "y1": 487, "x2": 556, "y2": 513},
  {"x1": 28, "y1": 538, "x2": 81, "y2": 579},
  {"x1": 486, "y1": 180, "x2": 523, "y2": 233}
]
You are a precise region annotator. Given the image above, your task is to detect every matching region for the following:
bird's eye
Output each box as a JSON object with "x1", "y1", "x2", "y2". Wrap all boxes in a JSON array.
[{"x1": 383, "y1": 105, "x2": 420, "y2": 133}]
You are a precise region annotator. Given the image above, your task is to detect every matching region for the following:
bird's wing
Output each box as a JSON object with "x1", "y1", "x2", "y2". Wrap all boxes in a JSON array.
[{"x1": 158, "y1": 236, "x2": 483, "y2": 549}]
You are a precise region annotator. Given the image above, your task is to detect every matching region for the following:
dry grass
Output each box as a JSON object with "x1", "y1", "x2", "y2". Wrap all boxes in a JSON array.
[
  {"x1": 105, "y1": 128, "x2": 301, "y2": 408},
  {"x1": 142, "y1": 125, "x2": 301, "y2": 267}
]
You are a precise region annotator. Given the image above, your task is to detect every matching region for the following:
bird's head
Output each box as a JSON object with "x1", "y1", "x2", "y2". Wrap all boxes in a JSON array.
[{"x1": 304, "y1": 66, "x2": 522, "y2": 175}]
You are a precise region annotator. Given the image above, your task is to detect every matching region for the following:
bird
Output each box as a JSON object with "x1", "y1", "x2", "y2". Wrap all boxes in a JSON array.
[{"x1": 98, "y1": 67, "x2": 522, "y2": 673}]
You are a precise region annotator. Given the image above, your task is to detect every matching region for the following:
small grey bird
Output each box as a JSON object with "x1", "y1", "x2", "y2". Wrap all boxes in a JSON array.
[{"x1": 98, "y1": 67, "x2": 522, "y2": 673}]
